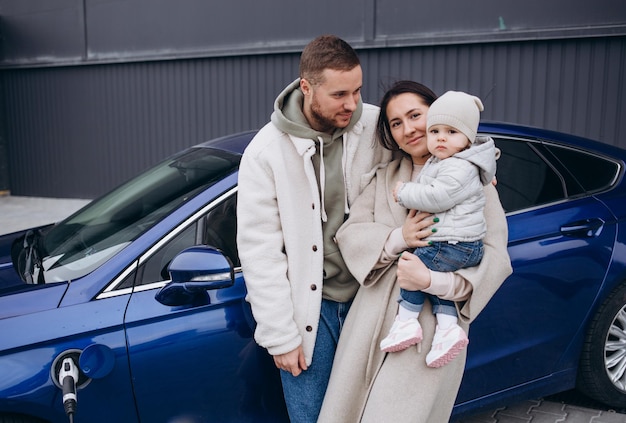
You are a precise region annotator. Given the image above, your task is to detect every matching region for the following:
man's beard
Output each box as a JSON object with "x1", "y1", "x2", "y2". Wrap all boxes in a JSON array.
[{"x1": 310, "y1": 97, "x2": 349, "y2": 133}]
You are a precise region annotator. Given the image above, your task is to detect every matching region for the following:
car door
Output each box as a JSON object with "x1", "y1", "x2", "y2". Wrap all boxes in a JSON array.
[
  {"x1": 456, "y1": 136, "x2": 618, "y2": 405},
  {"x1": 124, "y1": 189, "x2": 287, "y2": 423}
]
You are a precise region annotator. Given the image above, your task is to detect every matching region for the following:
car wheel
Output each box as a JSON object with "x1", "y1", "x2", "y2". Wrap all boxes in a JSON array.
[
  {"x1": 0, "y1": 414, "x2": 47, "y2": 423},
  {"x1": 577, "y1": 281, "x2": 626, "y2": 408}
]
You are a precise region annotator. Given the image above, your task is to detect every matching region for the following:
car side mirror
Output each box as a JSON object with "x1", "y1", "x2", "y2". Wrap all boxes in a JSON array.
[{"x1": 155, "y1": 246, "x2": 234, "y2": 306}]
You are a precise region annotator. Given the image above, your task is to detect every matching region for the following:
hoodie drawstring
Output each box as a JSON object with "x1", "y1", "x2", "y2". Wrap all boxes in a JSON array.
[
  {"x1": 318, "y1": 136, "x2": 328, "y2": 222},
  {"x1": 319, "y1": 133, "x2": 350, "y2": 223},
  {"x1": 342, "y1": 133, "x2": 350, "y2": 215}
]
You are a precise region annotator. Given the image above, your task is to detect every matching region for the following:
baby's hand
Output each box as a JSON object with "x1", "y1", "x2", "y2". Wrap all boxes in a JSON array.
[{"x1": 393, "y1": 181, "x2": 405, "y2": 203}]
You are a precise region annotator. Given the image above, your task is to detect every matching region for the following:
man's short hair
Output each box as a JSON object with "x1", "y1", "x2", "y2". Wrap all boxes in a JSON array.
[{"x1": 299, "y1": 35, "x2": 361, "y2": 86}]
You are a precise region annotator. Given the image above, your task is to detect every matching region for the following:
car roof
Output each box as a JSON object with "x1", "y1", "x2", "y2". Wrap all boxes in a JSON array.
[
  {"x1": 191, "y1": 123, "x2": 626, "y2": 163},
  {"x1": 480, "y1": 121, "x2": 626, "y2": 159},
  {"x1": 194, "y1": 130, "x2": 257, "y2": 155}
]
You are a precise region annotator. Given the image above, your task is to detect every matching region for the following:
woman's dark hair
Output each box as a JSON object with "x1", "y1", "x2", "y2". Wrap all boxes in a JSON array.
[{"x1": 376, "y1": 80, "x2": 438, "y2": 152}]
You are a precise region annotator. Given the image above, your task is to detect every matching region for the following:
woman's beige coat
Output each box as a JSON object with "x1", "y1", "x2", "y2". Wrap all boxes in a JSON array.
[{"x1": 318, "y1": 157, "x2": 513, "y2": 423}]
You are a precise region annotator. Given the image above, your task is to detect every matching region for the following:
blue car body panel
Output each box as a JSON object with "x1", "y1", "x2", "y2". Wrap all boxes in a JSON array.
[
  {"x1": 1, "y1": 123, "x2": 625, "y2": 422},
  {"x1": 0, "y1": 291, "x2": 137, "y2": 422},
  {"x1": 456, "y1": 196, "x2": 617, "y2": 412}
]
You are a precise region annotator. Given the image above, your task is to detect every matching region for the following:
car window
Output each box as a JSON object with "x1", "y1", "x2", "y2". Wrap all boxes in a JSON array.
[
  {"x1": 543, "y1": 144, "x2": 620, "y2": 193},
  {"x1": 138, "y1": 223, "x2": 198, "y2": 286},
  {"x1": 134, "y1": 193, "x2": 239, "y2": 287},
  {"x1": 494, "y1": 138, "x2": 566, "y2": 213},
  {"x1": 203, "y1": 194, "x2": 239, "y2": 267}
]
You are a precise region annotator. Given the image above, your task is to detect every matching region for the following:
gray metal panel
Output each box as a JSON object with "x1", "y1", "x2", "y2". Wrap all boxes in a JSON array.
[
  {"x1": 3, "y1": 36, "x2": 625, "y2": 198},
  {"x1": 84, "y1": 0, "x2": 367, "y2": 62},
  {"x1": 376, "y1": 0, "x2": 626, "y2": 41},
  {"x1": 0, "y1": 0, "x2": 624, "y2": 66},
  {"x1": 0, "y1": 0, "x2": 86, "y2": 64},
  {"x1": 0, "y1": 0, "x2": 368, "y2": 65}
]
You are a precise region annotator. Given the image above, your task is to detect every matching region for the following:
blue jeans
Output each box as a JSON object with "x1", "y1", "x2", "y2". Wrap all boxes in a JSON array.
[
  {"x1": 279, "y1": 298, "x2": 352, "y2": 423},
  {"x1": 399, "y1": 240, "x2": 483, "y2": 316}
]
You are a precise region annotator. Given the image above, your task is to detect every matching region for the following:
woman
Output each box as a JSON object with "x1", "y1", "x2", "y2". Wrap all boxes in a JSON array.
[{"x1": 317, "y1": 81, "x2": 513, "y2": 422}]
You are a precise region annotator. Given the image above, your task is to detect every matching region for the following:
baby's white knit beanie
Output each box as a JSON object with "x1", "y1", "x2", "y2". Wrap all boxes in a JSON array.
[{"x1": 427, "y1": 91, "x2": 484, "y2": 143}]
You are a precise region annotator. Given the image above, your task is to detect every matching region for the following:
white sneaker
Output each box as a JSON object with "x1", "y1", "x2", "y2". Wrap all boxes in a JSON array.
[
  {"x1": 426, "y1": 324, "x2": 469, "y2": 368},
  {"x1": 380, "y1": 317, "x2": 423, "y2": 352}
]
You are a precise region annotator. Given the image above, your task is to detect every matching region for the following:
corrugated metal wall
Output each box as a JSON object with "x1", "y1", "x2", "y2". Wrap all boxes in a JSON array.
[
  {"x1": 0, "y1": 78, "x2": 7, "y2": 193},
  {"x1": 3, "y1": 36, "x2": 625, "y2": 198},
  {"x1": 366, "y1": 37, "x2": 625, "y2": 143},
  {"x1": 3, "y1": 55, "x2": 300, "y2": 198}
]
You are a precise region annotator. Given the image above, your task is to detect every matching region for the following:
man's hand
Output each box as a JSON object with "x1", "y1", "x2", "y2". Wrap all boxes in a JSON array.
[{"x1": 274, "y1": 346, "x2": 308, "y2": 377}]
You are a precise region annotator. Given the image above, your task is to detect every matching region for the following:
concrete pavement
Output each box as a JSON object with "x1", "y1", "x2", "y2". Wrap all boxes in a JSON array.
[
  {"x1": 2, "y1": 194, "x2": 626, "y2": 422},
  {"x1": 0, "y1": 194, "x2": 91, "y2": 235}
]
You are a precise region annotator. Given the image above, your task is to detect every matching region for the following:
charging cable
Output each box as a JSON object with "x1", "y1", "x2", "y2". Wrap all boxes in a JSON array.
[{"x1": 58, "y1": 357, "x2": 79, "y2": 423}]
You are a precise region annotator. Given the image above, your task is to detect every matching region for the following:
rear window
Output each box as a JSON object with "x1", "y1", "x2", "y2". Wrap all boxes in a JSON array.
[
  {"x1": 544, "y1": 144, "x2": 620, "y2": 193},
  {"x1": 493, "y1": 136, "x2": 621, "y2": 214}
]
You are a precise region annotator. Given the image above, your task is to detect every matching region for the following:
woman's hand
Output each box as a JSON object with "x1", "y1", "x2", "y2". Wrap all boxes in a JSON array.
[
  {"x1": 402, "y1": 209, "x2": 437, "y2": 248},
  {"x1": 397, "y1": 252, "x2": 431, "y2": 291}
]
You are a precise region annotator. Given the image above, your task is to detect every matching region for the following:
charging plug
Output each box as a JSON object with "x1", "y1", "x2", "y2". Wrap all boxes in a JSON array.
[{"x1": 58, "y1": 357, "x2": 79, "y2": 421}]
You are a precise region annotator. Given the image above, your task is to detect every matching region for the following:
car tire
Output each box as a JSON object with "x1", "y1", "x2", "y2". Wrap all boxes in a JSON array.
[
  {"x1": 577, "y1": 281, "x2": 626, "y2": 408},
  {"x1": 0, "y1": 414, "x2": 47, "y2": 423}
]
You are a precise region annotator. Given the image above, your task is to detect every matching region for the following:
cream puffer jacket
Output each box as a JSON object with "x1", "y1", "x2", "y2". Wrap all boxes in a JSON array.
[{"x1": 395, "y1": 136, "x2": 497, "y2": 242}]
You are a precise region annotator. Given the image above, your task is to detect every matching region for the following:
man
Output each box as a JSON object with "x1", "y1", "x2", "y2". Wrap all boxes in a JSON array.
[{"x1": 236, "y1": 35, "x2": 392, "y2": 423}]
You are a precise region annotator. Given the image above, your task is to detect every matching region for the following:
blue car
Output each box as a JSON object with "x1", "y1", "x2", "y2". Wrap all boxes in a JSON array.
[{"x1": 1, "y1": 122, "x2": 625, "y2": 423}]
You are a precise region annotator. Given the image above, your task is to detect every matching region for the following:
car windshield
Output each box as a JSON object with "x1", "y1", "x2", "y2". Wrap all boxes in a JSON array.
[{"x1": 25, "y1": 147, "x2": 240, "y2": 283}]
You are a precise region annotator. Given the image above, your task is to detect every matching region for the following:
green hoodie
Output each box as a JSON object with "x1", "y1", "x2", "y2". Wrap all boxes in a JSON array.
[{"x1": 271, "y1": 78, "x2": 362, "y2": 303}]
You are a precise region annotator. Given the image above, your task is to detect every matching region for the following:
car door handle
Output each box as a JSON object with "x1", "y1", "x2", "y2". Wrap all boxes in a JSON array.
[{"x1": 561, "y1": 218, "x2": 605, "y2": 238}]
